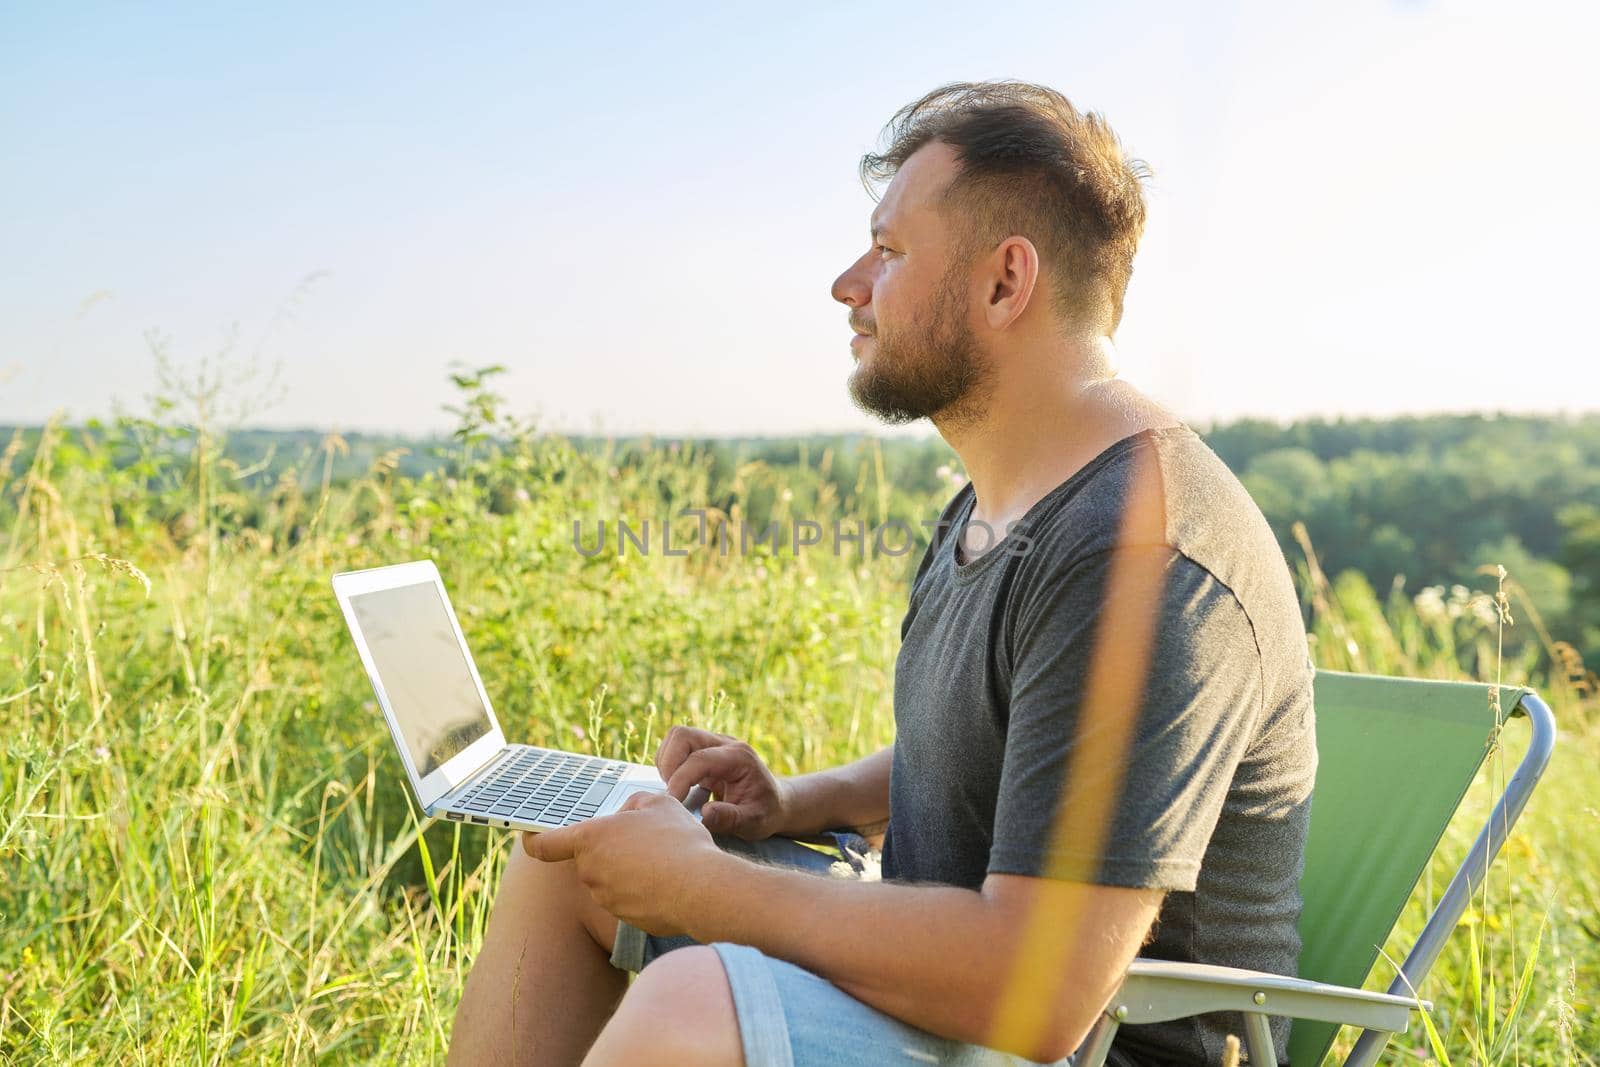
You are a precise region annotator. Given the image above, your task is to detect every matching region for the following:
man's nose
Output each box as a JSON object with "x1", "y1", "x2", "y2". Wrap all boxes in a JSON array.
[{"x1": 831, "y1": 254, "x2": 872, "y2": 308}]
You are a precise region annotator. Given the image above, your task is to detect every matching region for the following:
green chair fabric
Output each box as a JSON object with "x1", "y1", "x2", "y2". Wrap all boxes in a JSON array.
[{"x1": 1289, "y1": 671, "x2": 1528, "y2": 1065}]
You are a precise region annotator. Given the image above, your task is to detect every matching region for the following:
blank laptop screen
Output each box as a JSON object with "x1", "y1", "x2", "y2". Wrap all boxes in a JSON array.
[{"x1": 349, "y1": 581, "x2": 492, "y2": 777}]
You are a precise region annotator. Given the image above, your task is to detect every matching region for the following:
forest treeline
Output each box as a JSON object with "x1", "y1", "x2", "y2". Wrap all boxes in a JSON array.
[{"x1": 6, "y1": 410, "x2": 1598, "y2": 671}]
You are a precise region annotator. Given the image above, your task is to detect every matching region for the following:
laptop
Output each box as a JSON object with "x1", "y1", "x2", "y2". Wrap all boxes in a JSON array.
[{"x1": 332, "y1": 559, "x2": 680, "y2": 832}]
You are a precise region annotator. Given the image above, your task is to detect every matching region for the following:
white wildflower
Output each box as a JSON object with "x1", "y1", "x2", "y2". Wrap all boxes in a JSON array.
[{"x1": 1414, "y1": 586, "x2": 1447, "y2": 624}]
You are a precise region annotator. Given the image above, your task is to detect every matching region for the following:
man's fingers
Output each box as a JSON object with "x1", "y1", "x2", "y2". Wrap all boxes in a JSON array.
[
  {"x1": 698, "y1": 800, "x2": 745, "y2": 836},
  {"x1": 654, "y1": 725, "x2": 719, "y2": 779},
  {"x1": 654, "y1": 725, "x2": 740, "y2": 780},
  {"x1": 664, "y1": 746, "x2": 742, "y2": 801},
  {"x1": 523, "y1": 825, "x2": 581, "y2": 862}
]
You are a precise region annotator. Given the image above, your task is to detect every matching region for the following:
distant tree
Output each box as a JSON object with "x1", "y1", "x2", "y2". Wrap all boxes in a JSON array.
[{"x1": 1558, "y1": 503, "x2": 1600, "y2": 659}]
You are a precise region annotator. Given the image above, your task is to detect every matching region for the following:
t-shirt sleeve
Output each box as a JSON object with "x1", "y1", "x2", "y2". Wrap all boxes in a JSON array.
[{"x1": 986, "y1": 546, "x2": 1264, "y2": 892}]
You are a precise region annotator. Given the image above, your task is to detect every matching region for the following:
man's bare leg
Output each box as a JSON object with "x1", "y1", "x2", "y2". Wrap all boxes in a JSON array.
[
  {"x1": 582, "y1": 945, "x2": 743, "y2": 1067},
  {"x1": 448, "y1": 842, "x2": 626, "y2": 1067}
]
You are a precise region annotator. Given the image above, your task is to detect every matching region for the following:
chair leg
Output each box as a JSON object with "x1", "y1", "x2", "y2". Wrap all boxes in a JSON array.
[
  {"x1": 1074, "y1": 1014, "x2": 1119, "y2": 1067},
  {"x1": 1241, "y1": 1012, "x2": 1277, "y2": 1067}
]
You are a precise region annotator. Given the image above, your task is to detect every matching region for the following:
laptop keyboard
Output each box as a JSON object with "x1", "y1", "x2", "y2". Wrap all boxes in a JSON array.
[{"x1": 449, "y1": 748, "x2": 625, "y2": 828}]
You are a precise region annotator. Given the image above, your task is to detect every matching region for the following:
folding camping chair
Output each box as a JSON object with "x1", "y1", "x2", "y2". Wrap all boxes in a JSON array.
[{"x1": 1076, "y1": 670, "x2": 1558, "y2": 1067}]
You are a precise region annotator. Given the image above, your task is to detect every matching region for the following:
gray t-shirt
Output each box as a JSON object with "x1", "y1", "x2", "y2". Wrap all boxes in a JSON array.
[{"x1": 884, "y1": 425, "x2": 1316, "y2": 1065}]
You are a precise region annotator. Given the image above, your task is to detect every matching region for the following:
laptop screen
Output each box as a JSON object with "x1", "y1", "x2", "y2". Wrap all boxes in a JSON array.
[{"x1": 349, "y1": 581, "x2": 493, "y2": 777}]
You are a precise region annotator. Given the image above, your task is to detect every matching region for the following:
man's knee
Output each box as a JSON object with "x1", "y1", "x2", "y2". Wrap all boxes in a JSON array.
[
  {"x1": 585, "y1": 946, "x2": 743, "y2": 1066},
  {"x1": 499, "y1": 843, "x2": 618, "y2": 955}
]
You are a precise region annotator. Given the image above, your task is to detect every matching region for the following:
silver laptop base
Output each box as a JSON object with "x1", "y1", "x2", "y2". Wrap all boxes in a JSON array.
[{"x1": 441, "y1": 745, "x2": 626, "y2": 830}]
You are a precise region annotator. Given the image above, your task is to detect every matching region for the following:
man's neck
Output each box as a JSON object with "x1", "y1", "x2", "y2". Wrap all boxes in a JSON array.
[{"x1": 935, "y1": 337, "x2": 1180, "y2": 559}]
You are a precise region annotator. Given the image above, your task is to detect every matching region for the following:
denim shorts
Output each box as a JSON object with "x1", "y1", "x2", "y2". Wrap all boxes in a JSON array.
[{"x1": 609, "y1": 833, "x2": 1073, "y2": 1067}]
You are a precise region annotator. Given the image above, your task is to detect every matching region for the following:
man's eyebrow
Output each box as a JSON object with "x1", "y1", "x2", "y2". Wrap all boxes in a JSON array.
[{"x1": 870, "y1": 217, "x2": 898, "y2": 242}]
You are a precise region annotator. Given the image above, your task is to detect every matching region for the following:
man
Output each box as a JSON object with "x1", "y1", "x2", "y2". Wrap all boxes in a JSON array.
[{"x1": 449, "y1": 81, "x2": 1315, "y2": 1066}]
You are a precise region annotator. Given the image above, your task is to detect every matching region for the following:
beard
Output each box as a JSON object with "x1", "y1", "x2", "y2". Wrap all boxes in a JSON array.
[{"x1": 847, "y1": 262, "x2": 994, "y2": 427}]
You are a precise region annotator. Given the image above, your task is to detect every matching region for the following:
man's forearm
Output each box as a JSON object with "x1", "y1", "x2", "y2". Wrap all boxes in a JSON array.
[{"x1": 776, "y1": 745, "x2": 892, "y2": 838}]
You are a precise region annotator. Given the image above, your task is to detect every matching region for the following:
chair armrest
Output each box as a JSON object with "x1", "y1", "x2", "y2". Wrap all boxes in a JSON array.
[
  {"x1": 784, "y1": 825, "x2": 886, "y2": 851},
  {"x1": 1109, "y1": 959, "x2": 1427, "y2": 1033}
]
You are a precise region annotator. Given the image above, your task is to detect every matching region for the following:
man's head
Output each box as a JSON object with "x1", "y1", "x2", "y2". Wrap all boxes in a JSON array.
[{"x1": 832, "y1": 81, "x2": 1150, "y2": 426}]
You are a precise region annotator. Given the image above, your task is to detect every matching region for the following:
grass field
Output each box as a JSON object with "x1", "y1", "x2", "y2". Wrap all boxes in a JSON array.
[{"x1": 2, "y1": 392, "x2": 1595, "y2": 1064}]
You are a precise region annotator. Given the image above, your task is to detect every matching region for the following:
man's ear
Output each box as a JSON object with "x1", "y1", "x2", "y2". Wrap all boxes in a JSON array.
[{"x1": 983, "y1": 235, "x2": 1041, "y2": 332}]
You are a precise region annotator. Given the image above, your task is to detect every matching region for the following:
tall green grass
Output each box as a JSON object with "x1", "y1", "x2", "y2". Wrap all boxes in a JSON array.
[{"x1": 2, "y1": 383, "x2": 1594, "y2": 1063}]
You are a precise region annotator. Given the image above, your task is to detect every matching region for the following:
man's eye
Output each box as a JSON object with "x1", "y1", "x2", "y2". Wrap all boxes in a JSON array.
[{"x1": 875, "y1": 244, "x2": 895, "y2": 257}]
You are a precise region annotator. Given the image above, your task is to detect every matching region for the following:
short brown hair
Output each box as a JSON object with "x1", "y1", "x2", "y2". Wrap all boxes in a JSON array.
[{"x1": 860, "y1": 81, "x2": 1151, "y2": 335}]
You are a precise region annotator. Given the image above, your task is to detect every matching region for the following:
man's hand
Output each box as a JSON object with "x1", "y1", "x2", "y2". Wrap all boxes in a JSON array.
[
  {"x1": 521, "y1": 791, "x2": 728, "y2": 937},
  {"x1": 654, "y1": 726, "x2": 792, "y2": 840}
]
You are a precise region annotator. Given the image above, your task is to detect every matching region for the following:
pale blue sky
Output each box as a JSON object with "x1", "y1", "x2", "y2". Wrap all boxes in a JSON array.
[{"x1": 3, "y1": 1, "x2": 1595, "y2": 436}]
